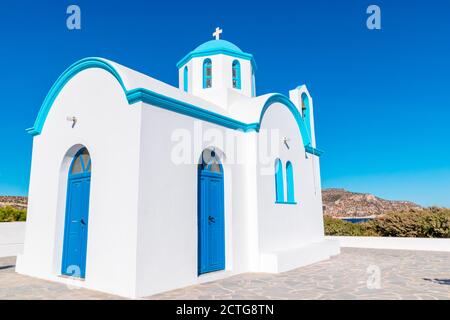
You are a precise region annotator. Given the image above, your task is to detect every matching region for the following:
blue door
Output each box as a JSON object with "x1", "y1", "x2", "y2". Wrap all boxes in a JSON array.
[
  {"x1": 62, "y1": 148, "x2": 91, "y2": 278},
  {"x1": 198, "y1": 149, "x2": 225, "y2": 275}
]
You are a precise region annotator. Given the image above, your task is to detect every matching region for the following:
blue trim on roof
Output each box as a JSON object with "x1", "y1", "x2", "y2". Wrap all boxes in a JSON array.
[
  {"x1": 194, "y1": 40, "x2": 243, "y2": 53},
  {"x1": 258, "y1": 94, "x2": 323, "y2": 156},
  {"x1": 176, "y1": 40, "x2": 257, "y2": 71},
  {"x1": 26, "y1": 57, "x2": 127, "y2": 136},
  {"x1": 27, "y1": 57, "x2": 322, "y2": 157},
  {"x1": 127, "y1": 88, "x2": 257, "y2": 131}
]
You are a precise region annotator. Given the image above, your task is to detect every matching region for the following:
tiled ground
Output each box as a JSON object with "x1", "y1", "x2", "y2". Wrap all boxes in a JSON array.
[
  {"x1": 0, "y1": 257, "x2": 120, "y2": 300},
  {"x1": 1, "y1": 248, "x2": 449, "y2": 300}
]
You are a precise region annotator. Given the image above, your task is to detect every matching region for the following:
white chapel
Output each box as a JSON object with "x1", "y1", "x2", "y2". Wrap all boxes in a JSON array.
[{"x1": 17, "y1": 29, "x2": 340, "y2": 298}]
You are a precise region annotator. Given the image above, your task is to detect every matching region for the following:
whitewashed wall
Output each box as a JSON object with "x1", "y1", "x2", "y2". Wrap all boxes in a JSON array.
[
  {"x1": 0, "y1": 222, "x2": 25, "y2": 258},
  {"x1": 17, "y1": 59, "x2": 335, "y2": 298},
  {"x1": 135, "y1": 104, "x2": 254, "y2": 297},
  {"x1": 256, "y1": 102, "x2": 325, "y2": 251},
  {"x1": 16, "y1": 68, "x2": 142, "y2": 298},
  {"x1": 183, "y1": 54, "x2": 253, "y2": 107}
]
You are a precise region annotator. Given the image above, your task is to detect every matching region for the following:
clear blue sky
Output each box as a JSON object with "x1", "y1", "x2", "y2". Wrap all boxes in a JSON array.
[{"x1": 0, "y1": 0, "x2": 449, "y2": 206}]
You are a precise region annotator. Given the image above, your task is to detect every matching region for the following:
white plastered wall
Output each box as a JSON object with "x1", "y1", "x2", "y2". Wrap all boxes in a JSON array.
[
  {"x1": 255, "y1": 101, "x2": 337, "y2": 272},
  {"x1": 178, "y1": 54, "x2": 253, "y2": 109},
  {"x1": 16, "y1": 69, "x2": 142, "y2": 298},
  {"x1": 134, "y1": 104, "x2": 257, "y2": 297},
  {"x1": 256, "y1": 102, "x2": 324, "y2": 252}
]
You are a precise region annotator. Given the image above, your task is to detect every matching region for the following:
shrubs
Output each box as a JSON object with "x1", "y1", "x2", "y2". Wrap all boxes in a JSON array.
[
  {"x1": 324, "y1": 216, "x2": 378, "y2": 237},
  {"x1": 324, "y1": 208, "x2": 450, "y2": 238},
  {"x1": 0, "y1": 206, "x2": 27, "y2": 222},
  {"x1": 370, "y1": 208, "x2": 450, "y2": 238}
]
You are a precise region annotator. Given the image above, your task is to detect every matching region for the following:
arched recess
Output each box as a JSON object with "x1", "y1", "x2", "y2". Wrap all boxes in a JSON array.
[
  {"x1": 232, "y1": 60, "x2": 241, "y2": 89},
  {"x1": 203, "y1": 58, "x2": 212, "y2": 89},
  {"x1": 301, "y1": 93, "x2": 311, "y2": 136},
  {"x1": 275, "y1": 158, "x2": 284, "y2": 203},
  {"x1": 286, "y1": 161, "x2": 295, "y2": 203},
  {"x1": 197, "y1": 148, "x2": 225, "y2": 275},
  {"x1": 183, "y1": 66, "x2": 189, "y2": 92},
  {"x1": 61, "y1": 147, "x2": 92, "y2": 279}
]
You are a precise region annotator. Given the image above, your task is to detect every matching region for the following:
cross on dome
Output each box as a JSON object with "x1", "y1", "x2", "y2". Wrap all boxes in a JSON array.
[{"x1": 212, "y1": 27, "x2": 223, "y2": 40}]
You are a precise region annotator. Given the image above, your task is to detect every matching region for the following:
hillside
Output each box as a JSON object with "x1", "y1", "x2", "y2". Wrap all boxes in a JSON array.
[
  {"x1": 0, "y1": 196, "x2": 28, "y2": 210},
  {"x1": 0, "y1": 190, "x2": 424, "y2": 219},
  {"x1": 322, "y1": 188, "x2": 422, "y2": 218}
]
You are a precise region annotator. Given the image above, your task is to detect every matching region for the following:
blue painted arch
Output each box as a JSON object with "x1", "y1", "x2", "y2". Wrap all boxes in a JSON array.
[
  {"x1": 257, "y1": 94, "x2": 320, "y2": 155},
  {"x1": 26, "y1": 57, "x2": 128, "y2": 136},
  {"x1": 27, "y1": 58, "x2": 323, "y2": 157}
]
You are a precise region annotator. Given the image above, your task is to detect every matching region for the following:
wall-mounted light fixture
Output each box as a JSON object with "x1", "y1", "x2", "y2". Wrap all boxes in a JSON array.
[
  {"x1": 66, "y1": 116, "x2": 77, "y2": 128},
  {"x1": 283, "y1": 137, "x2": 290, "y2": 150}
]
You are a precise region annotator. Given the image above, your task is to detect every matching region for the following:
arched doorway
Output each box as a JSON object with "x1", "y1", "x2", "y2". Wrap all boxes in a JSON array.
[
  {"x1": 198, "y1": 148, "x2": 225, "y2": 275},
  {"x1": 61, "y1": 147, "x2": 91, "y2": 278}
]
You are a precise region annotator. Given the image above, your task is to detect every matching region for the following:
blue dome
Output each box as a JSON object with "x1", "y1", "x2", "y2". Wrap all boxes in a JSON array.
[
  {"x1": 176, "y1": 39, "x2": 256, "y2": 70},
  {"x1": 192, "y1": 40, "x2": 243, "y2": 54}
]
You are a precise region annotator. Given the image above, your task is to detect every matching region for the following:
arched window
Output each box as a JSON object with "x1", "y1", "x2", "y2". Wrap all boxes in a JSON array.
[
  {"x1": 251, "y1": 68, "x2": 256, "y2": 97},
  {"x1": 183, "y1": 66, "x2": 188, "y2": 92},
  {"x1": 199, "y1": 148, "x2": 223, "y2": 174},
  {"x1": 232, "y1": 60, "x2": 241, "y2": 89},
  {"x1": 301, "y1": 93, "x2": 309, "y2": 118},
  {"x1": 203, "y1": 59, "x2": 212, "y2": 88},
  {"x1": 286, "y1": 161, "x2": 295, "y2": 203},
  {"x1": 70, "y1": 148, "x2": 91, "y2": 175},
  {"x1": 275, "y1": 158, "x2": 284, "y2": 202}
]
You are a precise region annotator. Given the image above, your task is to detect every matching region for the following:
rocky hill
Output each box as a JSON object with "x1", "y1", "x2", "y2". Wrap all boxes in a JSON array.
[
  {"x1": 0, "y1": 196, "x2": 28, "y2": 210},
  {"x1": 322, "y1": 188, "x2": 422, "y2": 218},
  {"x1": 0, "y1": 190, "x2": 424, "y2": 218}
]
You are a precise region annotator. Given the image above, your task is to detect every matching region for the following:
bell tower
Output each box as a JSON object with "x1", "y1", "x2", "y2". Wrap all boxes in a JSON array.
[{"x1": 177, "y1": 28, "x2": 257, "y2": 108}]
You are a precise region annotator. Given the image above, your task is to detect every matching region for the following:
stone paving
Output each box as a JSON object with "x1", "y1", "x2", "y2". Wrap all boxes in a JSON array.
[
  {"x1": 1, "y1": 248, "x2": 449, "y2": 300},
  {"x1": 0, "y1": 257, "x2": 120, "y2": 300}
]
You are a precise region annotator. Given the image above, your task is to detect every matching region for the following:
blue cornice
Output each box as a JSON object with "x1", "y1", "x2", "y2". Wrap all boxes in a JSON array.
[
  {"x1": 305, "y1": 145, "x2": 324, "y2": 157},
  {"x1": 127, "y1": 88, "x2": 257, "y2": 132},
  {"x1": 176, "y1": 49, "x2": 257, "y2": 71},
  {"x1": 27, "y1": 57, "x2": 322, "y2": 157}
]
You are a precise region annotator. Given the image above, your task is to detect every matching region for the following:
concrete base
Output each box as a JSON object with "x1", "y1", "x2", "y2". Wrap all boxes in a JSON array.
[{"x1": 259, "y1": 239, "x2": 340, "y2": 273}]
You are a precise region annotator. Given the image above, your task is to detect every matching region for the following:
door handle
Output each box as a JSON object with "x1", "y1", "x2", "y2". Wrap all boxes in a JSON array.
[
  {"x1": 208, "y1": 216, "x2": 216, "y2": 223},
  {"x1": 80, "y1": 218, "x2": 86, "y2": 226}
]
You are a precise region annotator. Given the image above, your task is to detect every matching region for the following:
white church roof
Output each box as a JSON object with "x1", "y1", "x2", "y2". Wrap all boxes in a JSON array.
[
  {"x1": 27, "y1": 56, "x2": 323, "y2": 156},
  {"x1": 105, "y1": 58, "x2": 229, "y2": 118}
]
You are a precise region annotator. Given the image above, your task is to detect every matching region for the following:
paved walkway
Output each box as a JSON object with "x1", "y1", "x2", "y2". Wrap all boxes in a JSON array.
[
  {"x1": 1, "y1": 248, "x2": 449, "y2": 300},
  {"x1": 0, "y1": 257, "x2": 120, "y2": 300}
]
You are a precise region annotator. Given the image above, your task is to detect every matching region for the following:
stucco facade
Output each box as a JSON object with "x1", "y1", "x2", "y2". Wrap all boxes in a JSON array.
[{"x1": 16, "y1": 38, "x2": 339, "y2": 298}]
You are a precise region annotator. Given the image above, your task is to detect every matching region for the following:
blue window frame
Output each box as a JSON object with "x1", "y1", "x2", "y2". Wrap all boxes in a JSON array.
[
  {"x1": 275, "y1": 158, "x2": 284, "y2": 203},
  {"x1": 183, "y1": 66, "x2": 188, "y2": 92},
  {"x1": 232, "y1": 60, "x2": 241, "y2": 89},
  {"x1": 251, "y1": 68, "x2": 255, "y2": 97},
  {"x1": 203, "y1": 59, "x2": 212, "y2": 88},
  {"x1": 286, "y1": 161, "x2": 295, "y2": 203},
  {"x1": 301, "y1": 93, "x2": 309, "y2": 118},
  {"x1": 301, "y1": 93, "x2": 312, "y2": 137}
]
